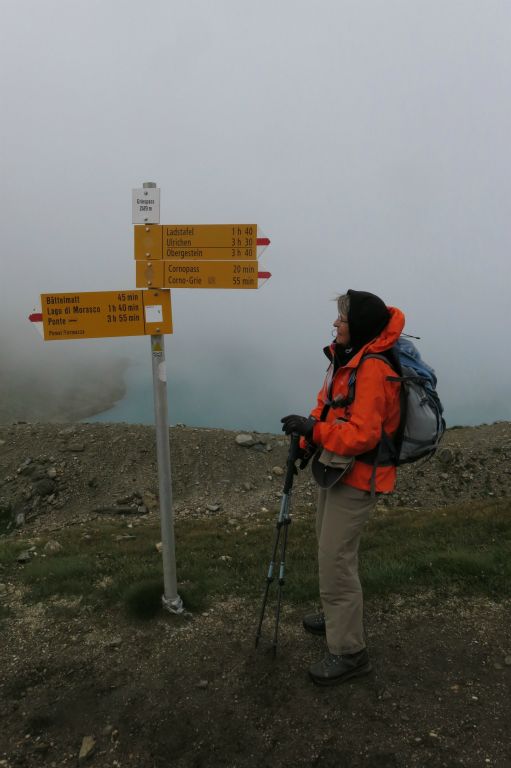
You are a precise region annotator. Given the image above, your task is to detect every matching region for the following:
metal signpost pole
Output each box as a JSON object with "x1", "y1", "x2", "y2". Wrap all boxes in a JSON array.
[{"x1": 143, "y1": 181, "x2": 183, "y2": 614}]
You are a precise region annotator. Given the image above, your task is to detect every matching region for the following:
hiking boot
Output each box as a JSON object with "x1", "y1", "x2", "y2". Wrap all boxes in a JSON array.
[
  {"x1": 302, "y1": 612, "x2": 326, "y2": 636},
  {"x1": 308, "y1": 648, "x2": 372, "y2": 686}
]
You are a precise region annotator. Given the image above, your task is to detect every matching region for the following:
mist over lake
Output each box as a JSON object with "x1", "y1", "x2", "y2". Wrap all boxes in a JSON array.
[
  {"x1": 85, "y1": 347, "x2": 511, "y2": 433},
  {"x1": 2, "y1": 2, "x2": 511, "y2": 432}
]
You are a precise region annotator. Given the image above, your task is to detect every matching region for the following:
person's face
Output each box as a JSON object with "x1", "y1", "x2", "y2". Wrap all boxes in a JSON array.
[{"x1": 333, "y1": 313, "x2": 351, "y2": 346}]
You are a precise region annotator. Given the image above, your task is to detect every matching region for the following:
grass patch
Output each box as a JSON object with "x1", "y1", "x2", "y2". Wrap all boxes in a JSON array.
[
  {"x1": 0, "y1": 603, "x2": 13, "y2": 623},
  {"x1": 0, "y1": 498, "x2": 509, "y2": 618},
  {"x1": 123, "y1": 579, "x2": 164, "y2": 620},
  {"x1": 0, "y1": 539, "x2": 33, "y2": 560},
  {"x1": 22, "y1": 554, "x2": 98, "y2": 599},
  {"x1": 121, "y1": 578, "x2": 210, "y2": 620},
  {"x1": 360, "y1": 500, "x2": 511, "y2": 597}
]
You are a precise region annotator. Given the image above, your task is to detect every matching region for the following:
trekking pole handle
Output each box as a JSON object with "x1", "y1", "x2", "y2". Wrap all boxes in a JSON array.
[{"x1": 282, "y1": 433, "x2": 300, "y2": 494}]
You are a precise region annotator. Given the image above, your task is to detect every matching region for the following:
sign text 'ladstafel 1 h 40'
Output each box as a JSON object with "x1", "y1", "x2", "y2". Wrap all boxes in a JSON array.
[{"x1": 134, "y1": 224, "x2": 270, "y2": 261}]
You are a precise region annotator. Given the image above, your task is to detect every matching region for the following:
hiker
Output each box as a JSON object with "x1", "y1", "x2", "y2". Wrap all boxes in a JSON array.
[{"x1": 281, "y1": 289, "x2": 405, "y2": 686}]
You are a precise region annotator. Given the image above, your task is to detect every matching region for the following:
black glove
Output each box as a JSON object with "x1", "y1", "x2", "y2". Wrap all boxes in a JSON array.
[
  {"x1": 297, "y1": 442, "x2": 316, "y2": 470},
  {"x1": 280, "y1": 414, "x2": 316, "y2": 441}
]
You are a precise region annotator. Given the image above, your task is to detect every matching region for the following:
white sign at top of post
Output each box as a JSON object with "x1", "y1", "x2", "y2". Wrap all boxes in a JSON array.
[{"x1": 132, "y1": 187, "x2": 160, "y2": 224}]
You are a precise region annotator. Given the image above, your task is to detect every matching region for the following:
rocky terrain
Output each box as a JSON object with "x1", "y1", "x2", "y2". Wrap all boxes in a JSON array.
[
  {"x1": 1, "y1": 420, "x2": 511, "y2": 536},
  {"x1": 0, "y1": 421, "x2": 510, "y2": 768}
]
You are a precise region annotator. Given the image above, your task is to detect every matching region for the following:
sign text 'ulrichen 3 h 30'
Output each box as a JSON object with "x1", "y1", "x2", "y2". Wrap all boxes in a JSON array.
[
  {"x1": 41, "y1": 290, "x2": 172, "y2": 340},
  {"x1": 134, "y1": 224, "x2": 258, "y2": 261},
  {"x1": 136, "y1": 260, "x2": 260, "y2": 289}
]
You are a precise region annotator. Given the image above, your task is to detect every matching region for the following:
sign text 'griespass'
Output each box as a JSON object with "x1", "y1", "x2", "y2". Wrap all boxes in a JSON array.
[{"x1": 132, "y1": 188, "x2": 160, "y2": 224}]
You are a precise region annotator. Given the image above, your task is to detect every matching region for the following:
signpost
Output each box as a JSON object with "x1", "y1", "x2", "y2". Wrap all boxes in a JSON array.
[
  {"x1": 132, "y1": 187, "x2": 160, "y2": 224},
  {"x1": 134, "y1": 182, "x2": 182, "y2": 616},
  {"x1": 30, "y1": 181, "x2": 272, "y2": 617},
  {"x1": 40, "y1": 289, "x2": 172, "y2": 340},
  {"x1": 136, "y1": 259, "x2": 266, "y2": 290},
  {"x1": 134, "y1": 223, "x2": 268, "y2": 261},
  {"x1": 133, "y1": 221, "x2": 272, "y2": 293}
]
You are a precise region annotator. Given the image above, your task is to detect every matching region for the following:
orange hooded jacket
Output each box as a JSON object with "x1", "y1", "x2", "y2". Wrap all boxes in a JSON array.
[{"x1": 309, "y1": 306, "x2": 405, "y2": 494}]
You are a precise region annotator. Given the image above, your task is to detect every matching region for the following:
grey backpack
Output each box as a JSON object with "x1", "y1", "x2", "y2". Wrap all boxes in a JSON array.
[{"x1": 331, "y1": 338, "x2": 445, "y2": 474}]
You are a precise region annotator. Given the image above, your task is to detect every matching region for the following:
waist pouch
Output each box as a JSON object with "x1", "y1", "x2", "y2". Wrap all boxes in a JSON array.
[{"x1": 312, "y1": 449, "x2": 355, "y2": 489}]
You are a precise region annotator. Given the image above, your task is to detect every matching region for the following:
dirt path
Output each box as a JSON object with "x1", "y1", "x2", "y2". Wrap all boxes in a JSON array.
[{"x1": 1, "y1": 592, "x2": 510, "y2": 767}]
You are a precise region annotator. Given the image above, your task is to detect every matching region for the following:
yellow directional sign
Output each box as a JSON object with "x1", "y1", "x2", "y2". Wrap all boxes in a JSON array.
[
  {"x1": 134, "y1": 224, "x2": 163, "y2": 261},
  {"x1": 134, "y1": 224, "x2": 258, "y2": 260},
  {"x1": 136, "y1": 260, "x2": 260, "y2": 290},
  {"x1": 41, "y1": 290, "x2": 172, "y2": 340}
]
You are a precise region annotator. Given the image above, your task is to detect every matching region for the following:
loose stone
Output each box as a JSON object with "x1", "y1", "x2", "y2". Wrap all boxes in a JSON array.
[
  {"x1": 105, "y1": 637, "x2": 123, "y2": 648},
  {"x1": 67, "y1": 442, "x2": 85, "y2": 452},
  {"x1": 436, "y1": 447, "x2": 455, "y2": 466},
  {"x1": 143, "y1": 490, "x2": 158, "y2": 512},
  {"x1": 44, "y1": 540, "x2": 63, "y2": 555},
  {"x1": 33, "y1": 479, "x2": 56, "y2": 497},
  {"x1": 78, "y1": 735, "x2": 96, "y2": 762},
  {"x1": 235, "y1": 433, "x2": 255, "y2": 447}
]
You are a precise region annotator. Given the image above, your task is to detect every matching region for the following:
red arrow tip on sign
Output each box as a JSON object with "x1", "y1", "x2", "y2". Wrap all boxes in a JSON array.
[
  {"x1": 29, "y1": 313, "x2": 43, "y2": 322},
  {"x1": 258, "y1": 271, "x2": 271, "y2": 279},
  {"x1": 257, "y1": 237, "x2": 271, "y2": 246}
]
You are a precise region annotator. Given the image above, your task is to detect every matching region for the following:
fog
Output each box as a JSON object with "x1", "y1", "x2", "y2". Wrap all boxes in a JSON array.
[{"x1": 1, "y1": 1, "x2": 510, "y2": 431}]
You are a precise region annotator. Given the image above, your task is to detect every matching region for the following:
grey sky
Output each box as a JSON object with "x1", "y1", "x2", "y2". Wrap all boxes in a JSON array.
[{"x1": 1, "y1": 1, "x2": 510, "y2": 430}]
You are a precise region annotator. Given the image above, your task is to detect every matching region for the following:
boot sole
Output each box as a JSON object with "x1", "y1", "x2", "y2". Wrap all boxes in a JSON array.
[
  {"x1": 309, "y1": 661, "x2": 373, "y2": 686},
  {"x1": 303, "y1": 623, "x2": 326, "y2": 636}
]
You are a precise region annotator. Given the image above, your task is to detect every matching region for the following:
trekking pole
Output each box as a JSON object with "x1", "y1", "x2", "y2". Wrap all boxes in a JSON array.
[{"x1": 255, "y1": 433, "x2": 300, "y2": 656}]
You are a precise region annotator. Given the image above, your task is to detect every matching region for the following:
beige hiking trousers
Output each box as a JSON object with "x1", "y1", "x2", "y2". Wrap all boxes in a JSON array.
[{"x1": 316, "y1": 483, "x2": 377, "y2": 655}]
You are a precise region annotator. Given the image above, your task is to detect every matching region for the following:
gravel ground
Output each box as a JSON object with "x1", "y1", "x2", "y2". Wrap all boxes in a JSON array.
[
  {"x1": 0, "y1": 585, "x2": 510, "y2": 767},
  {"x1": 1, "y1": 421, "x2": 511, "y2": 536},
  {"x1": 1, "y1": 421, "x2": 510, "y2": 767}
]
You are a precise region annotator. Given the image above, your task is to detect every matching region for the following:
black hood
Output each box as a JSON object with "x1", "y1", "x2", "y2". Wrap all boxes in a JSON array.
[{"x1": 347, "y1": 289, "x2": 390, "y2": 351}]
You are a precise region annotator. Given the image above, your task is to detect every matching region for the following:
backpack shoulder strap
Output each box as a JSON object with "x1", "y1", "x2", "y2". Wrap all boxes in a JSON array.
[
  {"x1": 362, "y1": 352, "x2": 407, "y2": 457},
  {"x1": 333, "y1": 352, "x2": 397, "y2": 408}
]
